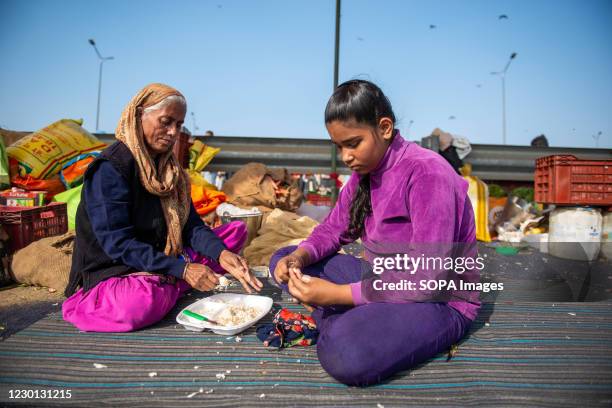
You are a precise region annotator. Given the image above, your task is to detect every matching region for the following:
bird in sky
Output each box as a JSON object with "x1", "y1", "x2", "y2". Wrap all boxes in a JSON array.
[
  {"x1": 357, "y1": 37, "x2": 364, "y2": 41},
  {"x1": 449, "y1": 115, "x2": 456, "y2": 120},
  {"x1": 429, "y1": 24, "x2": 437, "y2": 29},
  {"x1": 498, "y1": 14, "x2": 508, "y2": 20}
]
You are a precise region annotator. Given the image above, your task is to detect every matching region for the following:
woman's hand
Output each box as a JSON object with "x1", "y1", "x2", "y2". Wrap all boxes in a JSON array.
[
  {"x1": 218, "y1": 249, "x2": 263, "y2": 294},
  {"x1": 183, "y1": 263, "x2": 219, "y2": 291},
  {"x1": 273, "y1": 254, "x2": 304, "y2": 284},
  {"x1": 287, "y1": 269, "x2": 353, "y2": 306}
]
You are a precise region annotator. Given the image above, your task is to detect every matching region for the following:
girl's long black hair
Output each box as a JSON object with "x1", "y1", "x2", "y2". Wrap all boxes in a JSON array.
[{"x1": 324, "y1": 79, "x2": 396, "y2": 240}]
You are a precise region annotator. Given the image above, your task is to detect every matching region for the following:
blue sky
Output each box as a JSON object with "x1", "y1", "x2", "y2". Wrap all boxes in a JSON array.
[{"x1": 1, "y1": 0, "x2": 611, "y2": 148}]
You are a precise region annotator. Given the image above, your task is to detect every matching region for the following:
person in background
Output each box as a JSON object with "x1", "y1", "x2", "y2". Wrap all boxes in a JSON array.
[
  {"x1": 271, "y1": 80, "x2": 480, "y2": 386},
  {"x1": 531, "y1": 134, "x2": 549, "y2": 147},
  {"x1": 430, "y1": 128, "x2": 471, "y2": 175},
  {"x1": 63, "y1": 83, "x2": 262, "y2": 332}
]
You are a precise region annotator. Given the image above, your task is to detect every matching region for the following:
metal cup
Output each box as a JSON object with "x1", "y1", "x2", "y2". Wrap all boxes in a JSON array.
[{"x1": 220, "y1": 211, "x2": 263, "y2": 248}]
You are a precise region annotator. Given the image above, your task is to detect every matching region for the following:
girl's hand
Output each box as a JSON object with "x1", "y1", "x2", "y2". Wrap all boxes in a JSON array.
[
  {"x1": 273, "y1": 254, "x2": 304, "y2": 284},
  {"x1": 218, "y1": 249, "x2": 263, "y2": 293},
  {"x1": 287, "y1": 269, "x2": 353, "y2": 306}
]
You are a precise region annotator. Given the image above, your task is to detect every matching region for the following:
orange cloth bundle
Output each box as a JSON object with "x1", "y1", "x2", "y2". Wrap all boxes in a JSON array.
[
  {"x1": 191, "y1": 183, "x2": 226, "y2": 216},
  {"x1": 10, "y1": 173, "x2": 66, "y2": 202},
  {"x1": 60, "y1": 152, "x2": 99, "y2": 188}
]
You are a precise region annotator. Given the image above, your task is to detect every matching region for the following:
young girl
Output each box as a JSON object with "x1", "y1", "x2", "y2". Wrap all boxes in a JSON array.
[{"x1": 270, "y1": 80, "x2": 480, "y2": 386}]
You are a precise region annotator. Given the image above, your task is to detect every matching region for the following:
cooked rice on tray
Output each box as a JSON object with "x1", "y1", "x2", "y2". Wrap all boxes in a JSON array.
[{"x1": 213, "y1": 301, "x2": 260, "y2": 326}]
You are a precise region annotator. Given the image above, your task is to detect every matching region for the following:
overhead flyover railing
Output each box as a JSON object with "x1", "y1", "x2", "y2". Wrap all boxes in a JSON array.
[
  {"x1": 458, "y1": 144, "x2": 611, "y2": 181},
  {"x1": 95, "y1": 134, "x2": 612, "y2": 182}
]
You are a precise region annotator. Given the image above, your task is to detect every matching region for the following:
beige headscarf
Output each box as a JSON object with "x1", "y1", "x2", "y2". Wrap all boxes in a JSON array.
[{"x1": 115, "y1": 83, "x2": 191, "y2": 257}]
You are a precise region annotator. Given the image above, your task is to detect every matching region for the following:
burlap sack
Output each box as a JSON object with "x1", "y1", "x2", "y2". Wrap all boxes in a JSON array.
[
  {"x1": 222, "y1": 163, "x2": 303, "y2": 211},
  {"x1": 10, "y1": 231, "x2": 75, "y2": 292},
  {"x1": 0, "y1": 128, "x2": 29, "y2": 147},
  {"x1": 0, "y1": 225, "x2": 12, "y2": 287},
  {"x1": 244, "y1": 209, "x2": 318, "y2": 266}
]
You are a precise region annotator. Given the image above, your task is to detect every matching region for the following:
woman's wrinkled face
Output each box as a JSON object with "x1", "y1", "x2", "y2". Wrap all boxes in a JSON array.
[
  {"x1": 327, "y1": 117, "x2": 394, "y2": 175},
  {"x1": 140, "y1": 101, "x2": 186, "y2": 156}
]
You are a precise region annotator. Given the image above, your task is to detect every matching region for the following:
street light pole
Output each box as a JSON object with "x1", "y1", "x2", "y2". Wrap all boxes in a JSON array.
[
  {"x1": 191, "y1": 112, "x2": 200, "y2": 134},
  {"x1": 491, "y1": 52, "x2": 517, "y2": 145},
  {"x1": 88, "y1": 39, "x2": 114, "y2": 132},
  {"x1": 593, "y1": 131, "x2": 602, "y2": 148},
  {"x1": 406, "y1": 120, "x2": 414, "y2": 137},
  {"x1": 501, "y1": 73, "x2": 506, "y2": 145},
  {"x1": 331, "y1": 0, "x2": 341, "y2": 205}
]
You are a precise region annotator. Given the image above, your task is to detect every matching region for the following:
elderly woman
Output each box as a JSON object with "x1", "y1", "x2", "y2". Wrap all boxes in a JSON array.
[{"x1": 63, "y1": 83, "x2": 262, "y2": 332}]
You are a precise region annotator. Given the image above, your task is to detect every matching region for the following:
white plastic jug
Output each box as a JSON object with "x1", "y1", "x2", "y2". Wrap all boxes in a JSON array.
[{"x1": 548, "y1": 207, "x2": 602, "y2": 261}]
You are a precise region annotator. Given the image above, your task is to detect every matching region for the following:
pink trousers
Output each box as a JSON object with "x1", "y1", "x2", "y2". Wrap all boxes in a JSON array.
[{"x1": 62, "y1": 221, "x2": 247, "y2": 332}]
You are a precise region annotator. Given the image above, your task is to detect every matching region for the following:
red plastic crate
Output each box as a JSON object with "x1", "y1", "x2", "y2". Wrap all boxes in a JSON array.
[
  {"x1": 0, "y1": 202, "x2": 68, "y2": 253},
  {"x1": 534, "y1": 155, "x2": 612, "y2": 205},
  {"x1": 306, "y1": 193, "x2": 332, "y2": 206}
]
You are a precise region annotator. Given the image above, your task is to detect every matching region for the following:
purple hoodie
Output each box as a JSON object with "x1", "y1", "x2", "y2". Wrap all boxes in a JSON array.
[{"x1": 299, "y1": 133, "x2": 481, "y2": 320}]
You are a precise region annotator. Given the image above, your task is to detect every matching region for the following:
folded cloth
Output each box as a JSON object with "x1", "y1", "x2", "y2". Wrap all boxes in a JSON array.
[
  {"x1": 256, "y1": 308, "x2": 319, "y2": 349},
  {"x1": 191, "y1": 183, "x2": 227, "y2": 216}
]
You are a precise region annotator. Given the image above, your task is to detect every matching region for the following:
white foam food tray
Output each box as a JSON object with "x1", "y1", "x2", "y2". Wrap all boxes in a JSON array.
[{"x1": 176, "y1": 293, "x2": 273, "y2": 335}]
